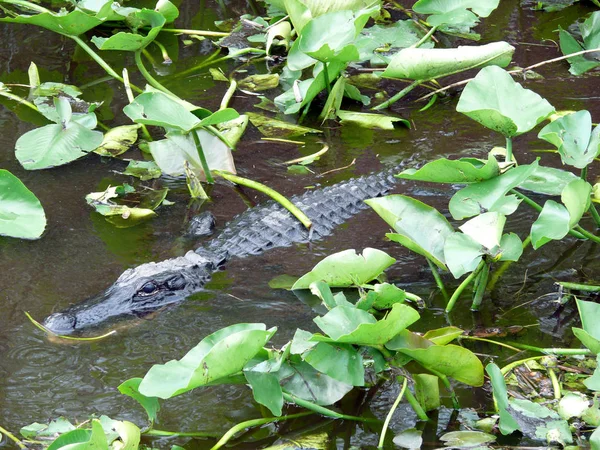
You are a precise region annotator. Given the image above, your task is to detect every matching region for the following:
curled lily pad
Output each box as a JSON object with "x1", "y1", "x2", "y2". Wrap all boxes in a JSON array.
[
  {"x1": 247, "y1": 112, "x2": 321, "y2": 137},
  {"x1": 366, "y1": 195, "x2": 454, "y2": 269},
  {"x1": 337, "y1": 110, "x2": 409, "y2": 130},
  {"x1": 292, "y1": 248, "x2": 396, "y2": 289},
  {"x1": 92, "y1": 9, "x2": 166, "y2": 51},
  {"x1": 457, "y1": 66, "x2": 554, "y2": 137},
  {"x1": 538, "y1": 110, "x2": 600, "y2": 169},
  {"x1": 0, "y1": 170, "x2": 46, "y2": 239},
  {"x1": 383, "y1": 41, "x2": 514, "y2": 81},
  {"x1": 397, "y1": 154, "x2": 500, "y2": 183},
  {"x1": 138, "y1": 323, "x2": 276, "y2": 398},
  {"x1": 95, "y1": 125, "x2": 141, "y2": 157}
]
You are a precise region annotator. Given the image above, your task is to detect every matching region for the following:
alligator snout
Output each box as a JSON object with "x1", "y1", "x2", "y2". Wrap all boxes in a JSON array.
[{"x1": 43, "y1": 312, "x2": 77, "y2": 334}]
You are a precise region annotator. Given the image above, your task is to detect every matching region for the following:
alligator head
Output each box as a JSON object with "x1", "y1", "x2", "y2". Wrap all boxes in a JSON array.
[{"x1": 43, "y1": 250, "x2": 223, "y2": 335}]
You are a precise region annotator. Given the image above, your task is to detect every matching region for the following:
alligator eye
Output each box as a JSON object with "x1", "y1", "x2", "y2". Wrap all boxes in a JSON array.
[{"x1": 138, "y1": 281, "x2": 159, "y2": 296}]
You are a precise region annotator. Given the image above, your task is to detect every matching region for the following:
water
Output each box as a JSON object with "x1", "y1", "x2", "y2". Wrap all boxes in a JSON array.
[{"x1": 0, "y1": 0, "x2": 599, "y2": 447}]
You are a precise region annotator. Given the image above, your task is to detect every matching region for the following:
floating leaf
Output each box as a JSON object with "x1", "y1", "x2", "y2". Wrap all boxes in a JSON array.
[
  {"x1": 95, "y1": 125, "x2": 141, "y2": 157},
  {"x1": 457, "y1": 66, "x2": 554, "y2": 137},
  {"x1": 0, "y1": 170, "x2": 46, "y2": 239},
  {"x1": 397, "y1": 154, "x2": 500, "y2": 183},
  {"x1": 124, "y1": 91, "x2": 200, "y2": 132},
  {"x1": 366, "y1": 195, "x2": 454, "y2": 269},
  {"x1": 16, "y1": 97, "x2": 103, "y2": 170},
  {"x1": 247, "y1": 112, "x2": 321, "y2": 137},
  {"x1": 440, "y1": 431, "x2": 496, "y2": 447},
  {"x1": 519, "y1": 165, "x2": 579, "y2": 196},
  {"x1": 20, "y1": 418, "x2": 76, "y2": 439},
  {"x1": 538, "y1": 110, "x2": 600, "y2": 169},
  {"x1": 557, "y1": 392, "x2": 590, "y2": 420},
  {"x1": 138, "y1": 324, "x2": 276, "y2": 398},
  {"x1": 337, "y1": 110, "x2": 409, "y2": 130},
  {"x1": 291, "y1": 248, "x2": 396, "y2": 289},
  {"x1": 118, "y1": 378, "x2": 160, "y2": 423},
  {"x1": 238, "y1": 74, "x2": 280, "y2": 92},
  {"x1": 413, "y1": 0, "x2": 500, "y2": 32},
  {"x1": 123, "y1": 161, "x2": 162, "y2": 180},
  {"x1": 393, "y1": 428, "x2": 423, "y2": 449},
  {"x1": 312, "y1": 303, "x2": 420, "y2": 346},
  {"x1": 92, "y1": 9, "x2": 166, "y2": 52},
  {"x1": 559, "y1": 12, "x2": 600, "y2": 76},
  {"x1": 383, "y1": 41, "x2": 514, "y2": 81},
  {"x1": 303, "y1": 342, "x2": 364, "y2": 386},
  {"x1": 47, "y1": 419, "x2": 107, "y2": 450}
]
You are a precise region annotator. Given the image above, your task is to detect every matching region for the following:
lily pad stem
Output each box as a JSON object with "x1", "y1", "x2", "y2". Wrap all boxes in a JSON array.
[
  {"x1": 155, "y1": 27, "x2": 230, "y2": 37},
  {"x1": 500, "y1": 355, "x2": 546, "y2": 375},
  {"x1": 0, "y1": 0, "x2": 48, "y2": 13},
  {"x1": 378, "y1": 376, "x2": 407, "y2": 448},
  {"x1": 220, "y1": 78, "x2": 237, "y2": 110},
  {"x1": 281, "y1": 392, "x2": 378, "y2": 423},
  {"x1": 459, "y1": 336, "x2": 521, "y2": 352},
  {"x1": 547, "y1": 368, "x2": 561, "y2": 400},
  {"x1": 144, "y1": 429, "x2": 220, "y2": 438},
  {"x1": 134, "y1": 50, "x2": 177, "y2": 97},
  {"x1": 428, "y1": 370, "x2": 460, "y2": 409},
  {"x1": 403, "y1": 386, "x2": 429, "y2": 421},
  {"x1": 0, "y1": 424, "x2": 26, "y2": 449},
  {"x1": 372, "y1": 80, "x2": 420, "y2": 111},
  {"x1": 213, "y1": 171, "x2": 312, "y2": 229},
  {"x1": 470, "y1": 262, "x2": 490, "y2": 311},
  {"x1": 191, "y1": 131, "x2": 215, "y2": 184},
  {"x1": 505, "y1": 137, "x2": 513, "y2": 163},
  {"x1": 558, "y1": 281, "x2": 600, "y2": 292},
  {"x1": 0, "y1": 89, "x2": 37, "y2": 111},
  {"x1": 208, "y1": 412, "x2": 313, "y2": 450},
  {"x1": 322, "y1": 63, "x2": 331, "y2": 96},
  {"x1": 411, "y1": 25, "x2": 438, "y2": 48},
  {"x1": 503, "y1": 341, "x2": 591, "y2": 355},
  {"x1": 445, "y1": 260, "x2": 485, "y2": 313},
  {"x1": 427, "y1": 257, "x2": 449, "y2": 301}
]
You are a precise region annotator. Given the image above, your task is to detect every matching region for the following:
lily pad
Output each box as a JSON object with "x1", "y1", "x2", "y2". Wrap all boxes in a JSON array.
[
  {"x1": 573, "y1": 299, "x2": 600, "y2": 353},
  {"x1": 440, "y1": 431, "x2": 496, "y2": 447},
  {"x1": 0, "y1": 170, "x2": 46, "y2": 239},
  {"x1": 138, "y1": 323, "x2": 276, "y2": 398},
  {"x1": 291, "y1": 248, "x2": 396, "y2": 289},
  {"x1": 311, "y1": 303, "x2": 420, "y2": 346},
  {"x1": 92, "y1": 9, "x2": 166, "y2": 51},
  {"x1": 366, "y1": 195, "x2": 454, "y2": 269},
  {"x1": 486, "y1": 363, "x2": 520, "y2": 434},
  {"x1": 538, "y1": 110, "x2": 600, "y2": 169},
  {"x1": 303, "y1": 342, "x2": 364, "y2": 386},
  {"x1": 398, "y1": 154, "x2": 500, "y2": 184},
  {"x1": 247, "y1": 112, "x2": 321, "y2": 137},
  {"x1": 118, "y1": 378, "x2": 160, "y2": 423},
  {"x1": 95, "y1": 125, "x2": 141, "y2": 157},
  {"x1": 383, "y1": 41, "x2": 514, "y2": 81},
  {"x1": 47, "y1": 419, "x2": 107, "y2": 450},
  {"x1": 337, "y1": 110, "x2": 409, "y2": 130},
  {"x1": 519, "y1": 165, "x2": 579, "y2": 196},
  {"x1": 559, "y1": 12, "x2": 600, "y2": 76},
  {"x1": 122, "y1": 161, "x2": 162, "y2": 180},
  {"x1": 457, "y1": 66, "x2": 554, "y2": 137},
  {"x1": 393, "y1": 428, "x2": 423, "y2": 449},
  {"x1": 413, "y1": 0, "x2": 500, "y2": 34}
]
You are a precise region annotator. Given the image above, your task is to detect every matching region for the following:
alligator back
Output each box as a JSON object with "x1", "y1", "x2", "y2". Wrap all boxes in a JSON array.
[{"x1": 202, "y1": 165, "x2": 404, "y2": 259}]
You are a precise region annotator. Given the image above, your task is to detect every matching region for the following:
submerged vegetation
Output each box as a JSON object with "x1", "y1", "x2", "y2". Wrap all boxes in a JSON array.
[{"x1": 1, "y1": 0, "x2": 600, "y2": 448}]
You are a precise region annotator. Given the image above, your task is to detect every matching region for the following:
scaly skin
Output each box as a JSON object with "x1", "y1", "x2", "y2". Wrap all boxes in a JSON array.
[{"x1": 43, "y1": 162, "x2": 408, "y2": 335}]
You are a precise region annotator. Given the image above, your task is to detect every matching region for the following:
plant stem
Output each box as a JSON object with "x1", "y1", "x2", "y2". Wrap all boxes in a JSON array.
[
  {"x1": 589, "y1": 203, "x2": 600, "y2": 228},
  {"x1": 411, "y1": 25, "x2": 438, "y2": 48},
  {"x1": 157, "y1": 27, "x2": 230, "y2": 37},
  {"x1": 191, "y1": 130, "x2": 215, "y2": 184},
  {"x1": 209, "y1": 412, "x2": 312, "y2": 450},
  {"x1": 145, "y1": 429, "x2": 221, "y2": 438},
  {"x1": 581, "y1": 166, "x2": 588, "y2": 181},
  {"x1": 403, "y1": 385, "x2": 429, "y2": 421},
  {"x1": 547, "y1": 368, "x2": 561, "y2": 400},
  {"x1": 153, "y1": 39, "x2": 172, "y2": 64},
  {"x1": 212, "y1": 171, "x2": 312, "y2": 229},
  {"x1": 445, "y1": 260, "x2": 485, "y2": 313},
  {"x1": 428, "y1": 370, "x2": 460, "y2": 409},
  {"x1": 500, "y1": 355, "x2": 546, "y2": 375},
  {"x1": 372, "y1": 80, "x2": 420, "y2": 110},
  {"x1": 69, "y1": 36, "x2": 142, "y2": 93},
  {"x1": 573, "y1": 225, "x2": 600, "y2": 244},
  {"x1": 378, "y1": 377, "x2": 407, "y2": 448},
  {"x1": 509, "y1": 189, "x2": 588, "y2": 240},
  {"x1": 558, "y1": 281, "x2": 600, "y2": 292},
  {"x1": 505, "y1": 137, "x2": 513, "y2": 163},
  {"x1": 281, "y1": 392, "x2": 379, "y2": 423},
  {"x1": 135, "y1": 50, "x2": 177, "y2": 97},
  {"x1": 470, "y1": 262, "x2": 489, "y2": 311},
  {"x1": 504, "y1": 341, "x2": 592, "y2": 355},
  {"x1": 0, "y1": 424, "x2": 26, "y2": 449},
  {"x1": 486, "y1": 235, "x2": 531, "y2": 291},
  {"x1": 0, "y1": 0, "x2": 49, "y2": 13},
  {"x1": 459, "y1": 336, "x2": 521, "y2": 352},
  {"x1": 427, "y1": 258, "x2": 449, "y2": 301},
  {"x1": 220, "y1": 78, "x2": 237, "y2": 110},
  {"x1": 173, "y1": 48, "x2": 265, "y2": 79},
  {"x1": 0, "y1": 89, "x2": 38, "y2": 111},
  {"x1": 322, "y1": 62, "x2": 331, "y2": 96}
]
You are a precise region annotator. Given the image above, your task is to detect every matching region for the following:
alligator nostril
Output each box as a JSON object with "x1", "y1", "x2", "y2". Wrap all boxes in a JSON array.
[{"x1": 42, "y1": 313, "x2": 77, "y2": 334}]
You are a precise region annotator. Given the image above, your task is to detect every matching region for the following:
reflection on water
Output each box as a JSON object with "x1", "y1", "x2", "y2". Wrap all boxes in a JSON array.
[{"x1": 0, "y1": 0, "x2": 599, "y2": 447}]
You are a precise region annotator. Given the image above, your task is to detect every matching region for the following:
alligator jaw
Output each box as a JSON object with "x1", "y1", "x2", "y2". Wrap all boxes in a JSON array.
[{"x1": 42, "y1": 251, "x2": 216, "y2": 335}]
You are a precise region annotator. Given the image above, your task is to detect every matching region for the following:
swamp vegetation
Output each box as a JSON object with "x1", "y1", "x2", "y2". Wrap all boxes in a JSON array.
[{"x1": 1, "y1": 0, "x2": 600, "y2": 448}]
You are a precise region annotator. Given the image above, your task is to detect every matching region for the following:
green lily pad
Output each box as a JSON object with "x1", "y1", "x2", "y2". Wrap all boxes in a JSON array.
[
  {"x1": 366, "y1": 195, "x2": 454, "y2": 269},
  {"x1": 303, "y1": 342, "x2": 364, "y2": 386},
  {"x1": 138, "y1": 323, "x2": 276, "y2": 399},
  {"x1": 244, "y1": 354, "x2": 286, "y2": 416},
  {"x1": 440, "y1": 431, "x2": 496, "y2": 447},
  {"x1": 449, "y1": 162, "x2": 538, "y2": 220},
  {"x1": 414, "y1": 374, "x2": 440, "y2": 411},
  {"x1": 124, "y1": 91, "x2": 200, "y2": 132},
  {"x1": 519, "y1": 165, "x2": 579, "y2": 196},
  {"x1": 413, "y1": 0, "x2": 500, "y2": 35},
  {"x1": 585, "y1": 355, "x2": 600, "y2": 391},
  {"x1": 423, "y1": 326, "x2": 464, "y2": 345},
  {"x1": 92, "y1": 9, "x2": 166, "y2": 51},
  {"x1": 291, "y1": 248, "x2": 396, "y2": 289},
  {"x1": 383, "y1": 41, "x2": 514, "y2": 81},
  {"x1": 94, "y1": 125, "x2": 141, "y2": 157},
  {"x1": 47, "y1": 419, "x2": 107, "y2": 450},
  {"x1": 443, "y1": 232, "x2": 485, "y2": 278},
  {"x1": 337, "y1": 110, "x2": 409, "y2": 130},
  {"x1": 559, "y1": 12, "x2": 600, "y2": 76},
  {"x1": 393, "y1": 428, "x2": 423, "y2": 449},
  {"x1": 20, "y1": 418, "x2": 76, "y2": 439},
  {"x1": 118, "y1": 378, "x2": 160, "y2": 423},
  {"x1": 538, "y1": 110, "x2": 600, "y2": 169},
  {"x1": 122, "y1": 161, "x2": 162, "y2": 180},
  {"x1": 15, "y1": 97, "x2": 103, "y2": 170},
  {"x1": 460, "y1": 211, "x2": 505, "y2": 249},
  {"x1": 457, "y1": 66, "x2": 554, "y2": 137},
  {"x1": 312, "y1": 303, "x2": 420, "y2": 346},
  {"x1": 573, "y1": 299, "x2": 600, "y2": 353},
  {"x1": 0, "y1": 170, "x2": 46, "y2": 239},
  {"x1": 557, "y1": 392, "x2": 590, "y2": 420},
  {"x1": 368, "y1": 283, "x2": 407, "y2": 310},
  {"x1": 398, "y1": 154, "x2": 500, "y2": 184}
]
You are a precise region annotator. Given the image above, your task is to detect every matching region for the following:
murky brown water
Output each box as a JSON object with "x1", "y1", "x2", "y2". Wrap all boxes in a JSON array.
[{"x1": 0, "y1": 0, "x2": 599, "y2": 447}]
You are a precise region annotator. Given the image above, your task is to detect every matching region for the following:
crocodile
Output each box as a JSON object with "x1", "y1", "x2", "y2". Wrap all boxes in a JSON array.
[{"x1": 42, "y1": 162, "x2": 409, "y2": 335}]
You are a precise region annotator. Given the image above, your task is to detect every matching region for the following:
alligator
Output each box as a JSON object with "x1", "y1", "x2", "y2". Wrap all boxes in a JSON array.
[{"x1": 42, "y1": 161, "x2": 410, "y2": 335}]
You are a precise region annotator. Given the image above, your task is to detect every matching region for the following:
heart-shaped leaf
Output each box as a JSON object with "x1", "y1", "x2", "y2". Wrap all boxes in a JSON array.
[
  {"x1": 398, "y1": 154, "x2": 500, "y2": 183},
  {"x1": 0, "y1": 170, "x2": 46, "y2": 239}
]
